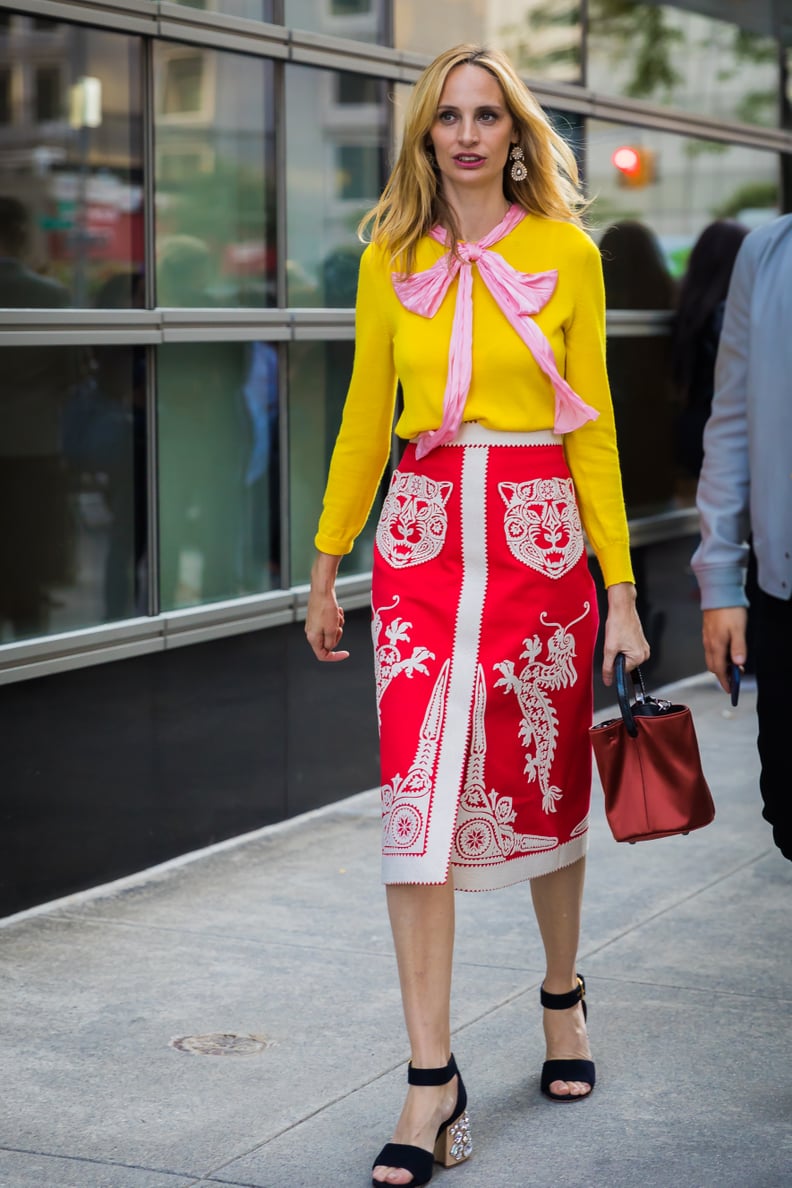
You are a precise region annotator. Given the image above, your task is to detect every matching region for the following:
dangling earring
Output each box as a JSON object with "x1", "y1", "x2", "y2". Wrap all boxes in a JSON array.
[
  {"x1": 426, "y1": 144, "x2": 437, "y2": 168},
  {"x1": 510, "y1": 144, "x2": 527, "y2": 182}
]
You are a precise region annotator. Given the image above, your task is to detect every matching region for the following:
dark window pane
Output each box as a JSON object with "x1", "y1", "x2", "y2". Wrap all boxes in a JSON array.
[
  {"x1": 0, "y1": 23, "x2": 144, "y2": 308},
  {"x1": 0, "y1": 68, "x2": 10, "y2": 124},
  {"x1": 0, "y1": 344, "x2": 147, "y2": 642},
  {"x1": 284, "y1": 0, "x2": 388, "y2": 45},
  {"x1": 336, "y1": 143, "x2": 381, "y2": 200},
  {"x1": 289, "y1": 340, "x2": 383, "y2": 583},
  {"x1": 337, "y1": 72, "x2": 380, "y2": 104},
  {"x1": 331, "y1": 0, "x2": 372, "y2": 13},
  {"x1": 35, "y1": 66, "x2": 62, "y2": 122},
  {"x1": 165, "y1": 1, "x2": 275, "y2": 18},
  {"x1": 154, "y1": 46, "x2": 276, "y2": 307},
  {"x1": 285, "y1": 63, "x2": 390, "y2": 305},
  {"x1": 160, "y1": 55, "x2": 203, "y2": 115},
  {"x1": 157, "y1": 341, "x2": 281, "y2": 610}
]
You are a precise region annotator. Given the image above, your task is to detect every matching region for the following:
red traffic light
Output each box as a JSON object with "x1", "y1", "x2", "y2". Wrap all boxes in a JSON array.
[
  {"x1": 611, "y1": 145, "x2": 655, "y2": 187},
  {"x1": 612, "y1": 146, "x2": 642, "y2": 176}
]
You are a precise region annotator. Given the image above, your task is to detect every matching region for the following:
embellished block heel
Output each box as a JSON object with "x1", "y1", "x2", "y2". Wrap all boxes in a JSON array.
[
  {"x1": 372, "y1": 1054, "x2": 473, "y2": 1186},
  {"x1": 540, "y1": 973, "x2": 596, "y2": 1102},
  {"x1": 432, "y1": 1088, "x2": 472, "y2": 1169}
]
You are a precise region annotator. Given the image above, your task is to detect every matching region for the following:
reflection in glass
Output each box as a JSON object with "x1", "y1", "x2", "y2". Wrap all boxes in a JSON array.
[
  {"x1": 588, "y1": 122, "x2": 780, "y2": 270},
  {"x1": 671, "y1": 218, "x2": 748, "y2": 486},
  {"x1": 0, "y1": 344, "x2": 146, "y2": 642},
  {"x1": 586, "y1": 118, "x2": 781, "y2": 518},
  {"x1": 599, "y1": 220, "x2": 677, "y2": 514},
  {"x1": 164, "y1": 1, "x2": 275, "y2": 19},
  {"x1": 587, "y1": 2, "x2": 779, "y2": 127},
  {"x1": 154, "y1": 47, "x2": 276, "y2": 307},
  {"x1": 157, "y1": 342, "x2": 280, "y2": 610},
  {"x1": 285, "y1": 65, "x2": 389, "y2": 306},
  {"x1": 0, "y1": 18, "x2": 144, "y2": 307},
  {"x1": 548, "y1": 107, "x2": 584, "y2": 173},
  {"x1": 588, "y1": 120, "x2": 777, "y2": 517},
  {"x1": 394, "y1": 1, "x2": 582, "y2": 83},
  {"x1": 289, "y1": 341, "x2": 384, "y2": 584},
  {"x1": 284, "y1": 0, "x2": 388, "y2": 45}
]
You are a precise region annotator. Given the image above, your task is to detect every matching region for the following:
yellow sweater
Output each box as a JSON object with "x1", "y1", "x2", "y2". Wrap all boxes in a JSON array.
[{"x1": 315, "y1": 213, "x2": 634, "y2": 587}]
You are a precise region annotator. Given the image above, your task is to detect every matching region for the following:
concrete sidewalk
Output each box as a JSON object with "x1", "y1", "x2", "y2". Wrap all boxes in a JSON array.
[{"x1": 1, "y1": 675, "x2": 790, "y2": 1188}]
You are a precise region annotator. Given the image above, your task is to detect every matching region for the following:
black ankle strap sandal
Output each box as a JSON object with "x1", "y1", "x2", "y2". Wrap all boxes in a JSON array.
[
  {"x1": 539, "y1": 974, "x2": 596, "y2": 1102},
  {"x1": 540, "y1": 973, "x2": 588, "y2": 1017},
  {"x1": 372, "y1": 1054, "x2": 472, "y2": 1186},
  {"x1": 407, "y1": 1054, "x2": 461, "y2": 1086}
]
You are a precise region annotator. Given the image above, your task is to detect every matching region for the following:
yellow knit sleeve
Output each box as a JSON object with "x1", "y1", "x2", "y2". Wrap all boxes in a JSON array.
[
  {"x1": 314, "y1": 244, "x2": 398, "y2": 556},
  {"x1": 563, "y1": 234, "x2": 635, "y2": 587}
]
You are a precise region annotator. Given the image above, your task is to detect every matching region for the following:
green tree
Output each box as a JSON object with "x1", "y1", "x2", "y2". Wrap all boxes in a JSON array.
[
  {"x1": 717, "y1": 29, "x2": 778, "y2": 126},
  {"x1": 588, "y1": 1, "x2": 683, "y2": 98},
  {"x1": 713, "y1": 180, "x2": 778, "y2": 219},
  {"x1": 588, "y1": 2, "x2": 778, "y2": 123},
  {"x1": 502, "y1": 1, "x2": 582, "y2": 78}
]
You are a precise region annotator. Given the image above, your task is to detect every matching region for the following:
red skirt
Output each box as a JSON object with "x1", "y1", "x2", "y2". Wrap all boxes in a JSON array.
[{"x1": 371, "y1": 423, "x2": 599, "y2": 891}]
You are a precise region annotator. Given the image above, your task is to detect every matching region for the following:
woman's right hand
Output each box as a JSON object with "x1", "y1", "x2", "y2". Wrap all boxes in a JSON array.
[{"x1": 305, "y1": 552, "x2": 350, "y2": 662}]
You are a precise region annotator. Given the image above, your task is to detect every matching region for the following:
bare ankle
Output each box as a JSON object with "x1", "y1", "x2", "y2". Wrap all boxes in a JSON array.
[{"x1": 541, "y1": 974, "x2": 579, "y2": 995}]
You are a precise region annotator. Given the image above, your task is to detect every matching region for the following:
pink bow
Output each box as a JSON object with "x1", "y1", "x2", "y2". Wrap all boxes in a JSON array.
[{"x1": 392, "y1": 204, "x2": 598, "y2": 457}]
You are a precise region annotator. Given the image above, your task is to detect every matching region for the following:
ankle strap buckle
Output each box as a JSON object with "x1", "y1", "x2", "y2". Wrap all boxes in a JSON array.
[{"x1": 540, "y1": 974, "x2": 586, "y2": 1011}]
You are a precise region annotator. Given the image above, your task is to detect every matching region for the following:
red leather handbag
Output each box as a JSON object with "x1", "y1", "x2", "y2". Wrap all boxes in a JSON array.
[{"x1": 589, "y1": 654, "x2": 715, "y2": 843}]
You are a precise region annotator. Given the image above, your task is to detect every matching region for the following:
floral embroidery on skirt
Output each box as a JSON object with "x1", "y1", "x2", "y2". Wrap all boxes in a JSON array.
[{"x1": 372, "y1": 423, "x2": 598, "y2": 891}]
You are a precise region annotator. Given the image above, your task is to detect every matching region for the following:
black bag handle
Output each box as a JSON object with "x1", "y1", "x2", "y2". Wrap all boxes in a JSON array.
[{"x1": 614, "y1": 652, "x2": 647, "y2": 739}]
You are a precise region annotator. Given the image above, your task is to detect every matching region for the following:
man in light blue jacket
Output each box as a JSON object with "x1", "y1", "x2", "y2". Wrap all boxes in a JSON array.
[{"x1": 691, "y1": 213, "x2": 792, "y2": 861}]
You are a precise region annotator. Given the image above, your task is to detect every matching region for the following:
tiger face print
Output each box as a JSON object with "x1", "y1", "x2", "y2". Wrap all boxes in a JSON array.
[
  {"x1": 499, "y1": 477, "x2": 584, "y2": 579},
  {"x1": 376, "y1": 471, "x2": 453, "y2": 568}
]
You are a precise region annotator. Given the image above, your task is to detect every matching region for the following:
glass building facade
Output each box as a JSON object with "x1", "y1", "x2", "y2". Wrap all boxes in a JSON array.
[{"x1": 2, "y1": 0, "x2": 791, "y2": 913}]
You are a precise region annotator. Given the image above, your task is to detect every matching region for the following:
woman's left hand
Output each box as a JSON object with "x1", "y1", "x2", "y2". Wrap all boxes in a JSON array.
[{"x1": 601, "y1": 582, "x2": 650, "y2": 686}]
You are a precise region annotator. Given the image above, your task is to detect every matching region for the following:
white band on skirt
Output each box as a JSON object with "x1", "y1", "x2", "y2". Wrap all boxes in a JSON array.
[{"x1": 438, "y1": 422, "x2": 563, "y2": 448}]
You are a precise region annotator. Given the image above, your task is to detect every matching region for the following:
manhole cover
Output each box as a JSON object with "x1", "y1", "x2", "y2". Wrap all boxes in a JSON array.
[{"x1": 170, "y1": 1032, "x2": 272, "y2": 1056}]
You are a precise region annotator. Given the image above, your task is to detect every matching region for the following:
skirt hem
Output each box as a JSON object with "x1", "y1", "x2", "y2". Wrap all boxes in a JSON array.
[{"x1": 381, "y1": 831, "x2": 588, "y2": 892}]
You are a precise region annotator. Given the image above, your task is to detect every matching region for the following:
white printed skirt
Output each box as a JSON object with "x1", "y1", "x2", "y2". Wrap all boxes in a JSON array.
[{"x1": 371, "y1": 423, "x2": 599, "y2": 891}]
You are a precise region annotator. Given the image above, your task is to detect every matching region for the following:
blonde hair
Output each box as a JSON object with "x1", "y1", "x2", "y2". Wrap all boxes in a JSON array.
[{"x1": 360, "y1": 45, "x2": 586, "y2": 272}]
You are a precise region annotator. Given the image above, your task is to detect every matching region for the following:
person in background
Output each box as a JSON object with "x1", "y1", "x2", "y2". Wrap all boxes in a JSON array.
[
  {"x1": 671, "y1": 219, "x2": 748, "y2": 481},
  {"x1": 672, "y1": 219, "x2": 758, "y2": 667},
  {"x1": 599, "y1": 218, "x2": 676, "y2": 312},
  {"x1": 599, "y1": 219, "x2": 677, "y2": 669},
  {"x1": 599, "y1": 219, "x2": 677, "y2": 510},
  {"x1": 691, "y1": 213, "x2": 792, "y2": 863},
  {"x1": 0, "y1": 196, "x2": 80, "y2": 637},
  {"x1": 305, "y1": 44, "x2": 649, "y2": 1187}
]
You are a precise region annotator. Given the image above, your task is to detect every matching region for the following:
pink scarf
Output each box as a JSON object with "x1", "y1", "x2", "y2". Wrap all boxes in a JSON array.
[{"x1": 392, "y1": 204, "x2": 598, "y2": 458}]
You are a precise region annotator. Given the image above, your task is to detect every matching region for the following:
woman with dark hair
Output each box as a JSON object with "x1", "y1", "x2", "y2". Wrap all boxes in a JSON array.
[
  {"x1": 599, "y1": 219, "x2": 677, "y2": 510},
  {"x1": 600, "y1": 218, "x2": 676, "y2": 311},
  {"x1": 672, "y1": 219, "x2": 748, "y2": 478}
]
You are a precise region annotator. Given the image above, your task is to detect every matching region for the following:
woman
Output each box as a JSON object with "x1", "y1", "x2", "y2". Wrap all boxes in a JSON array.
[
  {"x1": 599, "y1": 219, "x2": 677, "y2": 508},
  {"x1": 671, "y1": 218, "x2": 755, "y2": 668},
  {"x1": 306, "y1": 45, "x2": 649, "y2": 1187},
  {"x1": 671, "y1": 219, "x2": 748, "y2": 480}
]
